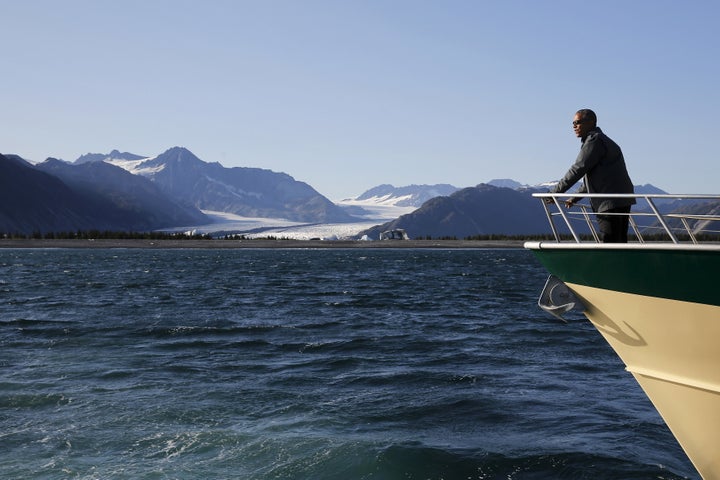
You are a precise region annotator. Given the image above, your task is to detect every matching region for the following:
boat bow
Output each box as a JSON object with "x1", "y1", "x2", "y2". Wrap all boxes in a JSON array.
[{"x1": 526, "y1": 193, "x2": 720, "y2": 480}]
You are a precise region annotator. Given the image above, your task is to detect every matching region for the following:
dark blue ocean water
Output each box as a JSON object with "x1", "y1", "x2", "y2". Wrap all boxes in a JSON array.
[{"x1": 0, "y1": 248, "x2": 696, "y2": 479}]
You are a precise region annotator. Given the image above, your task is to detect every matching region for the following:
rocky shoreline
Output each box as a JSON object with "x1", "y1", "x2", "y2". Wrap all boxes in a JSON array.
[{"x1": 0, "y1": 238, "x2": 526, "y2": 249}]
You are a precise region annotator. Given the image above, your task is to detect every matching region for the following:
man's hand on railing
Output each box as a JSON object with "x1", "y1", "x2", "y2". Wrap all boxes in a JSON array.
[{"x1": 544, "y1": 196, "x2": 577, "y2": 208}]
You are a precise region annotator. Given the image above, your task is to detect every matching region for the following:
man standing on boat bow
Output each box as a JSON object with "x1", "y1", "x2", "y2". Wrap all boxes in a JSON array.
[{"x1": 549, "y1": 109, "x2": 635, "y2": 243}]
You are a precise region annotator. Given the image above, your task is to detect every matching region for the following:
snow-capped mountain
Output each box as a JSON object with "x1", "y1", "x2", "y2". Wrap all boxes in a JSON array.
[
  {"x1": 357, "y1": 183, "x2": 557, "y2": 240},
  {"x1": 37, "y1": 157, "x2": 208, "y2": 228},
  {"x1": 77, "y1": 147, "x2": 357, "y2": 224},
  {"x1": 350, "y1": 184, "x2": 458, "y2": 207},
  {"x1": 487, "y1": 178, "x2": 525, "y2": 189},
  {"x1": 336, "y1": 183, "x2": 460, "y2": 220},
  {"x1": 75, "y1": 149, "x2": 146, "y2": 165},
  {"x1": 0, "y1": 152, "x2": 207, "y2": 234}
]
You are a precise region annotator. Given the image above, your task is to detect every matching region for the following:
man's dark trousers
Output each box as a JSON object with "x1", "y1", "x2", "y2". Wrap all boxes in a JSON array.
[{"x1": 597, "y1": 206, "x2": 632, "y2": 243}]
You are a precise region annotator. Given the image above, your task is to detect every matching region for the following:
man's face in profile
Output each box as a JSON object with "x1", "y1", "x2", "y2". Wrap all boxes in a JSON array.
[{"x1": 572, "y1": 113, "x2": 593, "y2": 139}]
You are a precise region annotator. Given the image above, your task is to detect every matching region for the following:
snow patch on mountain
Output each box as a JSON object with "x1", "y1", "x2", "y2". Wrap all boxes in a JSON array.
[
  {"x1": 352, "y1": 184, "x2": 459, "y2": 208},
  {"x1": 337, "y1": 195, "x2": 416, "y2": 219},
  {"x1": 106, "y1": 156, "x2": 165, "y2": 176},
  {"x1": 487, "y1": 178, "x2": 524, "y2": 189}
]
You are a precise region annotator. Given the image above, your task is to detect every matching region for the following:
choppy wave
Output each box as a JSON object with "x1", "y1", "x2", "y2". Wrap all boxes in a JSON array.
[{"x1": 0, "y1": 248, "x2": 696, "y2": 479}]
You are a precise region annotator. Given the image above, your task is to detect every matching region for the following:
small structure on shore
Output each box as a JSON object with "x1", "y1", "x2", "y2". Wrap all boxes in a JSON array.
[{"x1": 379, "y1": 229, "x2": 409, "y2": 240}]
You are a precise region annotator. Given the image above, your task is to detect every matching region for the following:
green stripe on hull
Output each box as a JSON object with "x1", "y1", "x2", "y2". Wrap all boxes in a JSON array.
[{"x1": 530, "y1": 248, "x2": 720, "y2": 307}]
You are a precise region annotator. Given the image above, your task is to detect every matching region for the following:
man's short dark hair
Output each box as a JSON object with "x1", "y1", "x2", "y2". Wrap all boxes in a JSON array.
[{"x1": 577, "y1": 109, "x2": 597, "y2": 126}]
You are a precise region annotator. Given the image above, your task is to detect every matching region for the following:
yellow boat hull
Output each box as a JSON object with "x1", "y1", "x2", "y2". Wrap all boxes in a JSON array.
[{"x1": 570, "y1": 283, "x2": 720, "y2": 480}]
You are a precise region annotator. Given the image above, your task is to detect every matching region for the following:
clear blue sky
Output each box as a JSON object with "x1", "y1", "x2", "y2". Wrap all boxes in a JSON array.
[{"x1": 3, "y1": 0, "x2": 718, "y2": 200}]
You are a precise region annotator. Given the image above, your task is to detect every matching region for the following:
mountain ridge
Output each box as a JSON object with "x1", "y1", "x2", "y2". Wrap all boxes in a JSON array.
[
  {"x1": 0, "y1": 152, "x2": 206, "y2": 234},
  {"x1": 91, "y1": 147, "x2": 357, "y2": 223},
  {"x1": 4, "y1": 145, "x2": 702, "y2": 240},
  {"x1": 36, "y1": 158, "x2": 208, "y2": 229},
  {"x1": 357, "y1": 184, "x2": 559, "y2": 239}
]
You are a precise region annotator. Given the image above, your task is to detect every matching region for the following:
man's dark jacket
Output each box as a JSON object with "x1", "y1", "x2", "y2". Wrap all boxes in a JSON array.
[{"x1": 551, "y1": 126, "x2": 635, "y2": 212}]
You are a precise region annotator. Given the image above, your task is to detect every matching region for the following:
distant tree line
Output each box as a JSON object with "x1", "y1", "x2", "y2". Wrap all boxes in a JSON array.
[
  {"x1": 1, "y1": 231, "x2": 211, "y2": 240},
  {"x1": 415, "y1": 234, "x2": 566, "y2": 241}
]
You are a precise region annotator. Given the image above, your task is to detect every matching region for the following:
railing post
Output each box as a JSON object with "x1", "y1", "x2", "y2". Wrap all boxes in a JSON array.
[
  {"x1": 553, "y1": 198, "x2": 581, "y2": 243},
  {"x1": 541, "y1": 201, "x2": 561, "y2": 242},
  {"x1": 645, "y1": 197, "x2": 679, "y2": 243},
  {"x1": 629, "y1": 216, "x2": 644, "y2": 243},
  {"x1": 579, "y1": 205, "x2": 599, "y2": 243},
  {"x1": 680, "y1": 217, "x2": 698, "y2": 244}
]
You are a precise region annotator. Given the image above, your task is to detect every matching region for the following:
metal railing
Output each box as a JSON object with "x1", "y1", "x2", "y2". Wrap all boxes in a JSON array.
[{"x1": 533, "y1": 193, "x2": 720, "y2": 244}]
